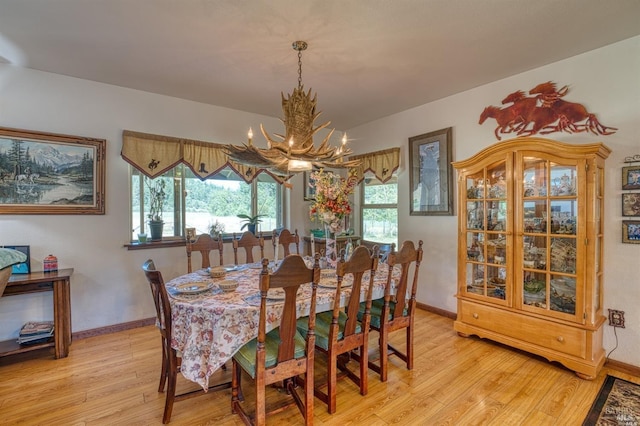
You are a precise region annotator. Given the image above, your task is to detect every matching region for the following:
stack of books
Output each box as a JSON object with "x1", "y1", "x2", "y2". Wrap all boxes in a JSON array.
[{"x1": 17, "y1": 321, "x2": 54, "y2": 345}]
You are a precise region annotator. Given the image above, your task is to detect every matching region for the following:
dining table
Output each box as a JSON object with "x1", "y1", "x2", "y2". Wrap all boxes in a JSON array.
[{"x1": 165, "y1": 259, "x2": 398, "y2": 390}]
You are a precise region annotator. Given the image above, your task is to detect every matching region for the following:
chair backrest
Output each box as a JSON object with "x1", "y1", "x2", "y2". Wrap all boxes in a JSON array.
[
  {"x1": 360, "y1": 240, "x2": 393, "y2": 263},
  {"x1": 335, "y1": 245, "x2": 379, "y2": 338},
  {"x1": 232, "y1": 231, "x2": 265, "y2": 264},
  {"x1": 273, "y1": 228, "x2": 300, "y2": 257},
  {"x1": 258, "y1": 255, "x2": 319, "y2": 364},
  {"x1": 142, "y1": 259, "x2": 172, "y2": 343},
  {"x1": 186, "y1": 233, "x2": 224, "y2": 272},
  {"x1": 384, "y1": 240, "x2": 423, "y2": 319}
]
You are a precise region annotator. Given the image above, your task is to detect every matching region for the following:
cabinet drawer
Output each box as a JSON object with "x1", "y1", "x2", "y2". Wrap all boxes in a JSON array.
[{"x1": 459, "y1": 301, "x2": 586, "y2": 358}]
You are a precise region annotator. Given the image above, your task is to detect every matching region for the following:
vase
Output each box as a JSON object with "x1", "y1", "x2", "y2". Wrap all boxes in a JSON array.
[
  {"x1": 148, "y1": 220, "x2": 164, "y2": 241},
  {"x1": 323, "y1": 223, "x2": 337, "y2": 268}
]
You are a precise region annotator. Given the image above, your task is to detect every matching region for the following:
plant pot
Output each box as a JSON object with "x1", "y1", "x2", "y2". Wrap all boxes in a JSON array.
[
  {"x1": 247, "y1": 224, "x2": 257, "y2": 235},
  {"x1": 148, "y1": 220, "x2": 164, "y2": 241}
]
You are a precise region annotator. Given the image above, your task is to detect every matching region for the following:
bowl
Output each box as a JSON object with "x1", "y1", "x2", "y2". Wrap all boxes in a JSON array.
[
  {"x1": 218, "y1": 279, "x2": 238, "y2": 292},
  {"x1": 210, "y1": 267, "x2": 226, "y2": 279}
]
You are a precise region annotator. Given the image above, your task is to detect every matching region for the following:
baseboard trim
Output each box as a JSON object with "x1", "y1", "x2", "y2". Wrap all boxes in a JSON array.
[
  {"x1": 605, "y1": 358, "x2": 640, "y2": 377},
  {"x1": 417, "y1": 302, "x2": 457, "y2": 320},
  {"x1": 72, "y1": 310, "x2": 639, "y2": 376},
  {"x1": 72, "y1": 317, "x2": 155, "y2": 340}
]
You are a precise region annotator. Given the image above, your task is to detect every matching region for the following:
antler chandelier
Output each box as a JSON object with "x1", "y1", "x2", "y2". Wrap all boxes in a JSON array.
[{"x1": 224, "y1": 41, "x2": 360, "y2": 176}]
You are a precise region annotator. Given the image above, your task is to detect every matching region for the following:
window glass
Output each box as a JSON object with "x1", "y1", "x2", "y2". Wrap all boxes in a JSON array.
[
  {"x1": 361, "y1": 174, "x2": 398, "y2": 246},
  {"x1": 130, "y1": 166, "x2": 282, "y2": 241}
]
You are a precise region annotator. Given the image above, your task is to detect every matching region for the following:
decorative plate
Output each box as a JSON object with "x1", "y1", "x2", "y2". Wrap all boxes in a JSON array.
[
  {"x1": 318, "y1": 280, "x2": 352, "y2": 289},
  {"x1": 172, "y1": 282, "x2": 214, "y2": 294},
  {"x1": 196, "y1": 269, "x2": 210, "y2": 276}
]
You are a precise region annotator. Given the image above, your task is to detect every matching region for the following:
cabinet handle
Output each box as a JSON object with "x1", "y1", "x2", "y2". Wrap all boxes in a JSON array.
[
  {"x1": 472, "y1": 313, "x2": 479, "y2": 319},
  {"x1": 556, "y1": 336, "x2": 565, "y2": 343}
]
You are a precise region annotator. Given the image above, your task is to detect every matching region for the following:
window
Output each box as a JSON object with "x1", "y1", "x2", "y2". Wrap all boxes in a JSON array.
[
  {"x1": 131, "y1": 165, "x2": 282, "y2": 241},
  {"x1": 360, "y1": 174, "x2": 398, "y2": 246}
]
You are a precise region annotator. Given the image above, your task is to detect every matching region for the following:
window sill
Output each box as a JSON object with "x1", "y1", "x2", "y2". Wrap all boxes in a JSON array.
[
  {"x1": 124, "y1": 233, "x2": 274, "y2": 250},
  {"x1": 124, "y1": 239, "x2": 186, "y2": 250}
]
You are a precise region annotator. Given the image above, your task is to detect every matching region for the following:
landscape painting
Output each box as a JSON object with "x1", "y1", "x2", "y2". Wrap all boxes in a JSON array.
[{"x1": 0, "y1": 127, "x2": 105, "y2": 214}]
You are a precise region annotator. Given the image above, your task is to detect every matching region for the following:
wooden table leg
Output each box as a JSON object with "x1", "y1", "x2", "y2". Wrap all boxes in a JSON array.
[{"x1": 53, "y1": 278, "x2": 71, "y2": 358}]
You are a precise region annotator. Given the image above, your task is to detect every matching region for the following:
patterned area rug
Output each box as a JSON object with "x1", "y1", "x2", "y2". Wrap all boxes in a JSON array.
[{"x1": 583, "y1": 375, "x2": 640, "y2": 425}]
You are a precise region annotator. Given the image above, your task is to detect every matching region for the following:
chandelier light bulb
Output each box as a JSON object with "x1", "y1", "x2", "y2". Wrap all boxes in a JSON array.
[
  {"x1": 342, "y1": 132, "x2": 347, "y2": 146},
  {"x1": 248, "y1": 127, "x2": 253, "y2": 146}
]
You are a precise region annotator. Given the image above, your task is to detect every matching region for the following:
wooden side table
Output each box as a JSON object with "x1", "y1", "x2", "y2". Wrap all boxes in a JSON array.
[{"x1": 0, "y1": 268, "x2": 74, "y2": 359}]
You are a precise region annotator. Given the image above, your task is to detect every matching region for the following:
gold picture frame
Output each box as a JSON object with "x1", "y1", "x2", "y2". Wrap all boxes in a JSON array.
[
  {"x1": 303, "y1": 171, "x2": 316, "y2": 201},
  {"x1": 622, "y1": 165, "x2": 640, "y2": 190},
  {"x1": 0, "y1": 126, "x2": 106, "y2": 214},
  {"x1": 622, "y1": 193, "x2": 640, "y2": 217},
  {"x1": 622, "y1": 220, "x2": 640, "y2": 244}
]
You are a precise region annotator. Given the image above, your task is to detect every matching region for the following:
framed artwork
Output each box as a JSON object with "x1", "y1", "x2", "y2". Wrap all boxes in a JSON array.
[
  {"x1": 622, "y1": 220, "x2": 640, "y2": 244},
  {"x1": 409, "y1": 127, "x2": 453, "y2": 215},
  {"x1": 622, "y1": 193, "x2": 640, "y2": 217},
  {"x1": 3, "y1": 245, "x2": 30, "y2": 274},
  {"x1": 303, "y1": 171, "x2": 316, "y2": 201},
  {"x1": 0, "y1": 127, "x2": 106, "y2": 214},
  {"x1": 622, "y1": 165, "x2": 640, "y2": 190}
]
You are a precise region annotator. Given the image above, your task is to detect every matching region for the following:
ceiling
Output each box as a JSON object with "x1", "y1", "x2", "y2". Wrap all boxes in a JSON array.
[{"x1": 1, "y1": 0, "x2": 639, "y2": 130}]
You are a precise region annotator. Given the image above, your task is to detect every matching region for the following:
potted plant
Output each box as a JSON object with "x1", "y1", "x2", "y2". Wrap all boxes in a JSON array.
[
  {"x1": 237, "y1": 213, "x2": 265, "y2": 235},
  {"x1": 146, "y1": 178, "x2": 167, "y2": 241}
]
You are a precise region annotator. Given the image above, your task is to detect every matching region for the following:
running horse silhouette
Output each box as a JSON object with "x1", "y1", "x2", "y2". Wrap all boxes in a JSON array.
[
  {"x1": 479, "y1": 82, "x2": 617, "y2": 139},
  {"x1": 479, "y1": 90, "x2": 541, "y2": 140},
  {"x1": 528, "y1": 82, "x2": 617, "y2": 135}
]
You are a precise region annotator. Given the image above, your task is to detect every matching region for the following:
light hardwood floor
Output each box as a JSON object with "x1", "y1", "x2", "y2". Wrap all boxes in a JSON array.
[{"x1": 0, "y1": 310, "x2": 637, "y2": 425}]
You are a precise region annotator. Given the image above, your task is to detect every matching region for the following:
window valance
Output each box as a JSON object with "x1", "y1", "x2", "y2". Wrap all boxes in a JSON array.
[
  {"x1": 120, "y1": 130, "x2": 288, "y2": 183},
  {"x1": 349, "y1": 147, "x2": 400, "y2": 183}
]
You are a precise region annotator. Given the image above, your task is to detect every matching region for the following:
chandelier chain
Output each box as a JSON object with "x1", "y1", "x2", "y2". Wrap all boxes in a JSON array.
[{"x1": 297, "y1": 48, "x2": 303, "y2": 89}]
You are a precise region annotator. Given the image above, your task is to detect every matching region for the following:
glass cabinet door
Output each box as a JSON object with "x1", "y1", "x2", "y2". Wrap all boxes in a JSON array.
[
  {"x1": 520, "y1": 156, "x2": 579, "y2": 317},
  {"x1": 463, "y1": 161, "x2": 509, "y2": 302}
]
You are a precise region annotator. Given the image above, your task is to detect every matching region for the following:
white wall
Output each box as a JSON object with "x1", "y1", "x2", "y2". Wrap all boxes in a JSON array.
[
  {"x1": 346, "y1": 36, "x2": 640, "y2": 367},
  {"x1": 0, "y1": 64, "x2": 293, "y2": 337},
  {"x1": 1, "y1": 36, "x2": 638, "y2": 368}
]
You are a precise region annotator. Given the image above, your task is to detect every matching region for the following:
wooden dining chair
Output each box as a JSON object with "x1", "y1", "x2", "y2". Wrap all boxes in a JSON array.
[
  {"x1": 360, "y1": 240, "x2": 423, "y2": 382},
  {"x1": 297, "y1": 245, "x2": 378, "y2": 414},
  {"x1": 231, "y1": 255, "x2": 320, "y2": 425},
  {"x1": 186, "y1": 233, "x2": 224, "y2": 273},
  {"x1": 142, "y1": 259, "x2": 231, "y2": 424},
  {"x1": 273, "y1": 228, "x2": 300, "y2": 257},
  {"x1": 232, "y1": 231, "x2": 265, "y2": 265}
]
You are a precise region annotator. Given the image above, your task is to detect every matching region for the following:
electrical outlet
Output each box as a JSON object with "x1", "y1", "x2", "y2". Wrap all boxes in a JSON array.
[{"x1": 608, "y1": 309, "x2": 625, "y2": 328}]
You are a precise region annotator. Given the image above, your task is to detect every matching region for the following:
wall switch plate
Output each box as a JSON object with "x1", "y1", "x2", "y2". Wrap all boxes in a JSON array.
[{"x1": 608, "y1": 309, "x2": 625, "y2": 328}]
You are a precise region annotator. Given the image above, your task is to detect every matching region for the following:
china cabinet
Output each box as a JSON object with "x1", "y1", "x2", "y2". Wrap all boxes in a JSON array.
[{"x1": 453, "y1": 138, "x2": 610, "y2": 379}]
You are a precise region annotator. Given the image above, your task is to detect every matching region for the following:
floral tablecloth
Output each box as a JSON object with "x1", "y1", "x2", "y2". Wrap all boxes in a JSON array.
[{"x1": 166, "y1": 261, "x2": 396, "y2": 390}]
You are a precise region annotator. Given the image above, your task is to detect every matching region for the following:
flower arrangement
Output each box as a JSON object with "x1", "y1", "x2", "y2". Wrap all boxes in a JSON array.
[
  {"x1": 208, "y1": 219, "x2": 225, "y2": 237},
  {"x1": 309, "y1": 169, "x2": 357, "y2": 234}
]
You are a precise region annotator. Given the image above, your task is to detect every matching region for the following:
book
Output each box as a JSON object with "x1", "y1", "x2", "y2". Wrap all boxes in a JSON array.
[
  {"x1": 19, "y1": 321, "x2": 54, "y2": 336},
  {"x1": 18, "y1": 321, "x2": 55, "y2": 344},
  {"x1": 18, "y1": 334, "x2": 53, "y2": 345}
]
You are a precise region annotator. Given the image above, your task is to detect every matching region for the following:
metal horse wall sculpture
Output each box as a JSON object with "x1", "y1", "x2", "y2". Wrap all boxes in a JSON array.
[{"x1": 479, "y1": 81, "x2": 617, "y2": 140}]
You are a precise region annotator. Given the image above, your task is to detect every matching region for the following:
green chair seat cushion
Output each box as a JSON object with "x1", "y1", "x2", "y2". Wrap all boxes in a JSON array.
[
  {"x1": 358, "y1": 298, "x2": 408, "y2": 328},
  {"x1": 233, "y1": 327, "x2": 307, "y2": 378},
  {"x1": 297, "y1": 311, "x2": 361, "y2": 350}
]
